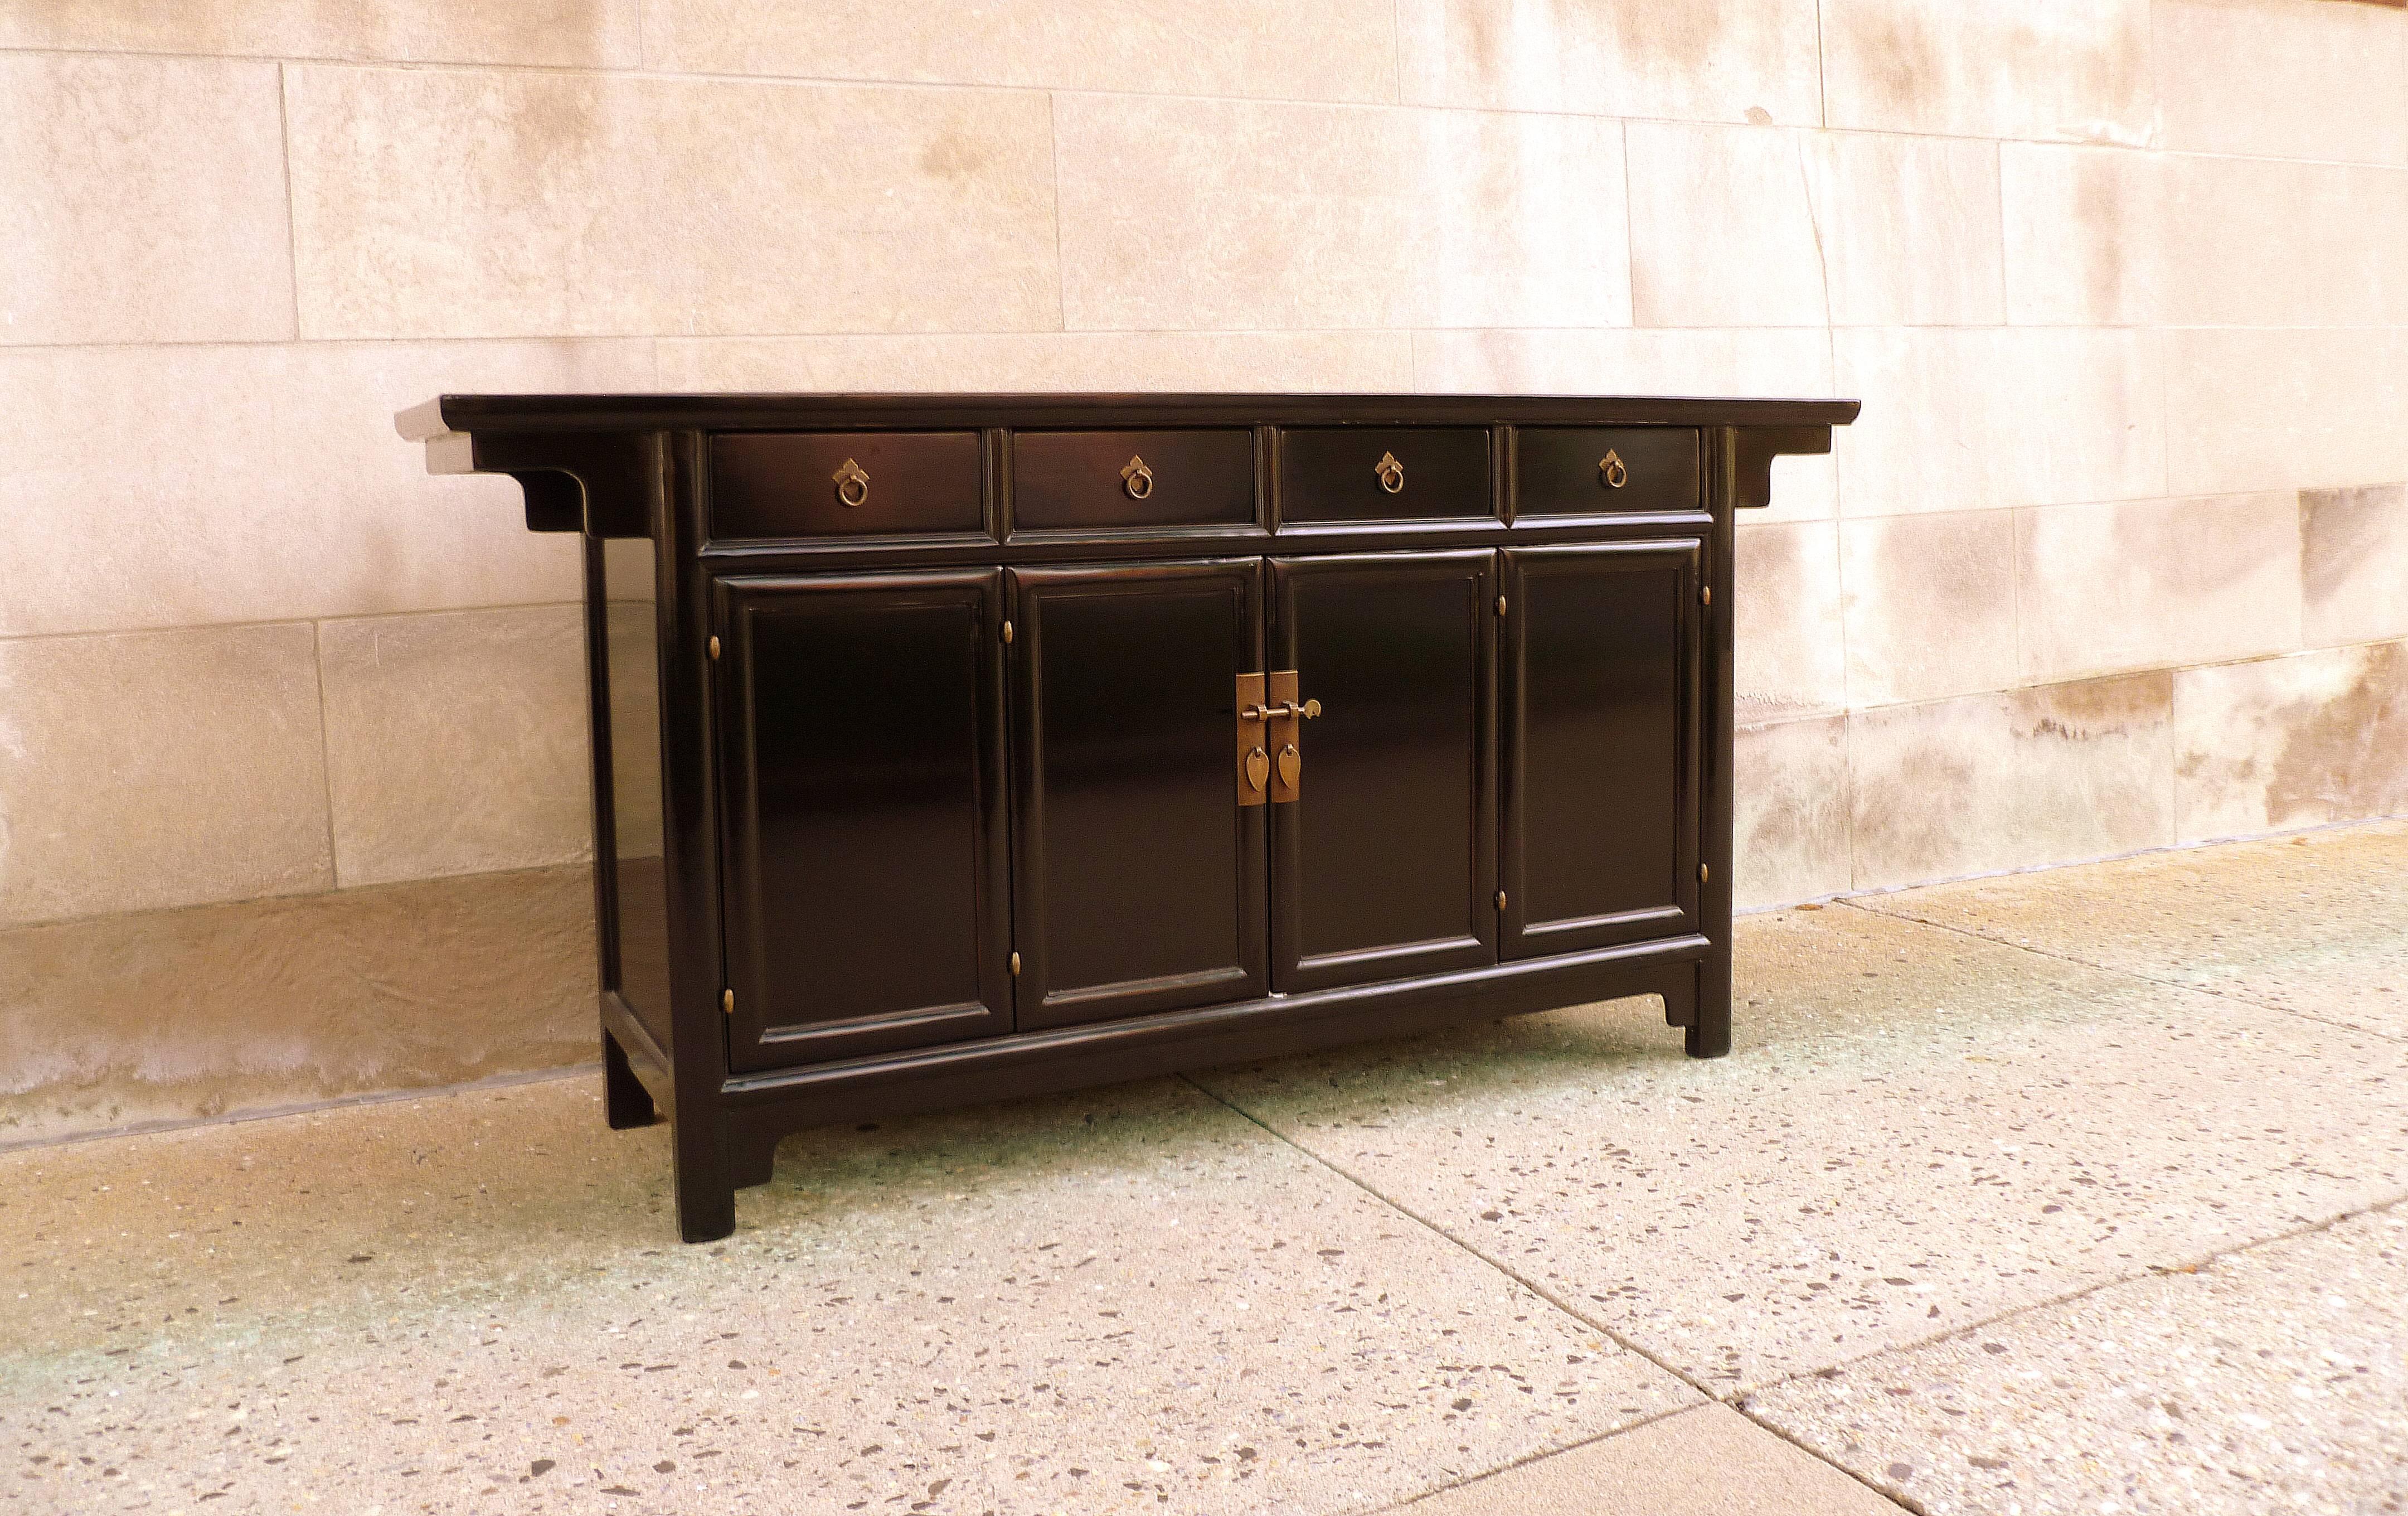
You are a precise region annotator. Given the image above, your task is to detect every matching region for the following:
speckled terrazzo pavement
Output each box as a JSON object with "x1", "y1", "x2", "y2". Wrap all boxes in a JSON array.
[
  {"x1": 1745, "y1": 1207, "x2": 2408, "y2": 1514},
  {"x1": 0, "y1": 1078, "x2": 1702, "y2": 1513},
  {"x1": 4, "y1": 819, "x2": 2404, "y2": 1514},
  {"x1": 1855, "y1": 818, "x2": 2408, "y2": 1042}
]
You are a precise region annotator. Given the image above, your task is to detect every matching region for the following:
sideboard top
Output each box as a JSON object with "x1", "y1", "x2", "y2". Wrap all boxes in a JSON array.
[{"x1": 395, "y1": 391, "x2": 1860, "y2": 442}]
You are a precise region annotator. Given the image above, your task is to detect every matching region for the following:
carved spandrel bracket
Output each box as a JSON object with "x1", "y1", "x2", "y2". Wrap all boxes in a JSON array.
[
  {"x1": 1731, "y1": 424, "x2": 1835, "y2": 512},
  {"x1": 401, "y1": 411, "x2": 663, "y2": 537}
]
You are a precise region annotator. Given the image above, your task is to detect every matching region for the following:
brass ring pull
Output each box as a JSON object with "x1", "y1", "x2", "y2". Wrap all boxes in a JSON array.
[
  {"x1": 1276, "y1": 744, "x2": 1302, "y2": 791},
  {"x1": 832, "y1": 458, "x2": 871, "y2": 508},
  {"x1": 1599, "y1": 450, "x2": 1628, "y2": 490},
  {"x1": 1375, "y1": 451, "x2": 1405, "y2": 494},
  {"x1": 1244, "y1": 746, "x2": 1270, "y2": 795},
  {"x1": 1120, "y1": 455, "x2": 1154, "y2": 500}
]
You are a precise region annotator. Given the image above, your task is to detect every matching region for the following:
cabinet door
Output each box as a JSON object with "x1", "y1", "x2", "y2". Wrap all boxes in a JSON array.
[
  {"x1": 1269, "y1": 551, "x2": 1496, "y2": 992},
  {"x1": 715, "y1": 569, "x2": 1010, "y2": 1072},
  {"x1": 1010, "y1": 560, "x2": 1267, "y2": 1029},
  {"x1": 1500, "y1": 543, "x2": 1701, "y2": 959}
]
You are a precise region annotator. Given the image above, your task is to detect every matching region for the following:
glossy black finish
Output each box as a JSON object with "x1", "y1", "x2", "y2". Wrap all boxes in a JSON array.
[
  {"x1": 599, "y1": 537, "x2": 673, "y2": 1053},
  {"x1": 723, "y1": 936, "x2": 1709, "y2": 1146},
  {"x1": 1270, "y1": 551, "x2": 1496, "y2": 991},
  {"x1": 714, "y1": 569, "x2": 1011, "y2": 1069},
  {"x1": 663, "y1": 432, "x2": 739, "y2": 1240},
  {"x1": 1009, "y1": 559, "x2": 1268, "y2": 1028},
  {"x1": 1514, "y1": 427, "x2": 1701, "y2": 517},
  {"x1": 1011, "y1": 430, "x2": 1256, "y2": 532},
  {"x1": 1500, "y1": 542, "x2": 1701, "y2": 958},
  {"x1": 709, "y1": 431, "x2": 985, "y2": 541},
  {"x1": 1279, "y1": 427, "x2": 1492, "y2": 523},
  {"x1": 401, "y1": 392, "x2": 1858, "y2": 448},
  {"x1": 399, "y1": 390, "x2": 1856, "y2": 1243}
]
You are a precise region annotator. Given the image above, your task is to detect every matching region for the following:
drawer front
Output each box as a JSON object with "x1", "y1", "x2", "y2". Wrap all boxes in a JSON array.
[
  {"x1": 1516, "y1": 427, "x2": 1700, "y2": 516},
  {"x1": 711, "y1": 432, "x2": 984, "y2": 540},
  {"x1": 1281, "y1": 427, "x2": 1492, "y2": 523},
  {"x1": 1012, "y1": 429, "x2": 1255, "y2": 531}
]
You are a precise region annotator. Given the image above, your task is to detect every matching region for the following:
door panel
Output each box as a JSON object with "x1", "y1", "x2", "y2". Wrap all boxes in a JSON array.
[
  {"x1": 1270, "y1": 551, "x2": 1496, "y2": 992},
  {"x1": 715, "y1": 569, "x2": 1010, "y2": 1072},
  {"x1": 1011, "y1": 560, "x2": 1267, "y2": 1028},
  {"x1": 1501, "y1": 543, "x2": 1701, "y2": 959}
]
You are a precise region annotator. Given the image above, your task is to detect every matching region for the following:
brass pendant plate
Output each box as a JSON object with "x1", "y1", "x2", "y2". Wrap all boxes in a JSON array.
[
  {"x1": 1235, "y1": 671, "x2": 1268, "y2": 806},
  {"x1": 1266, "y1": 669, "x2": 1303, "y2": 803}
]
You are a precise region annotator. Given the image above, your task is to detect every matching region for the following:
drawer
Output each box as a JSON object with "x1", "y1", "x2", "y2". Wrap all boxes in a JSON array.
[
  {"x1": 711, "y1": 432, "x2": 984, "y2": 540},
  {"x1": 1280, "y1": 427, "x2": 1492, "y2": 524},
  {"x1": 1515, "y1": 428, "x2": 1700, "y2": 516},
  {"x1": 1012, "y1": 430, "x2": 1255, "y2": 531}
]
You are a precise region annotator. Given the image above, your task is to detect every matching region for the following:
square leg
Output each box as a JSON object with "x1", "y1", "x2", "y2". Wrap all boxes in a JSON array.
[
  {"x1": 673, "y1": 1115, "x2": 738, "y2": 1244},
  {"x1": 602, "y1": 1029, "x2": 658, "y2": 1130},
  {"x1": 1684, "y1": 956, "x2": 1732, "y2": 1059}
]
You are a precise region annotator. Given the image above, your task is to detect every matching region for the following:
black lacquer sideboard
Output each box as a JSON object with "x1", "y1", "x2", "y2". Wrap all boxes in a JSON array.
[{"x1": 397, "y1": 392, "x2": 1858, "y2": 1242}]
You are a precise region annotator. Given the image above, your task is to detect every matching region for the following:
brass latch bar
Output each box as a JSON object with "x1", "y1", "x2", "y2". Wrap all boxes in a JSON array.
[{"x1": 1240, "y1": 698, "x2": 1321, "y2": 723}]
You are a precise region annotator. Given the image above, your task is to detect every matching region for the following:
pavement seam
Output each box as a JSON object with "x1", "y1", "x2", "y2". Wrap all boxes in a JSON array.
[
  {"x1": 1180, "y1": 1073, "x2": 1919, "y2": 1514},
  {"x1": 1732, "y1": 1192, "x2": 2408, "y2": 1507},
  {"x1": 0, "y1": 1062, "x2": 603, "y2": 1157},
  {"x1": 1831, "y1": 897, "x2": 2408, "y2": 1047},
  {"x1": 1374, "y1": 1401, "x2": 1703, "y2": 1512},
  {"x1": 1737, "y1": 1191, "x2": 2408, "y2": 1406}
]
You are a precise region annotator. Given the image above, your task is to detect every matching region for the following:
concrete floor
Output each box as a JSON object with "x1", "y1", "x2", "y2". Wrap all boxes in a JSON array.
[{"x1": 4, "y1": 821, "x2": 2404, "y2": 1515}]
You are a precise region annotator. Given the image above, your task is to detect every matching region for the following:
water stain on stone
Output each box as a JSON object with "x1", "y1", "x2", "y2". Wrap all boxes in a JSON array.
[
  {"x1": 2071, "y1": 157, "x2": 2134, "y2": 315},
  {"x1": 1850, "y1": 13, "x2": 1943, "y2": 122},
  {"x1": 918, "y1": 134, "x2": 993, "y2": 181},
  {"x1": 2016, "y1": 671, "x2": 2169, "y2": 744},
  {"x1": 2265, "y1": 643, "x2": 2408, "y2": 828},
  {"x1": 1736, "y1": 719, "x2": 1847, "y2": 894},
  {"x1": 499, "y1": 75, "x2": 613, "y2": 163},
  {"x1": 1849, "y1": 715, "x2": 1982, "y2": 884},
  {"x1": 2300, "y1": 483, "x2": 2406, "y2": 612},
  {"x1": 2106, "y1": 496, "x2": 2277, "y2": 603},
  {"x1": 1454, "y1": 0, "x2": 1737, "y2": 99},
  {"x1": 1844, "y1": 9, "x2": 2145, "y2": 141}
]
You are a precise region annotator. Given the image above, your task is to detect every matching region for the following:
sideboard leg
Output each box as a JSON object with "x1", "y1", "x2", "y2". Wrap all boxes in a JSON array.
[
  {"x1": 672, "y1": 1115, "x2": 738, "y2": 1244},
  {"x1": 1684, "y1": 960, "x2": 1732, "y2": 1059},
  {"x1": 601, "y1": 1030, "x2": 658, "y2": 1130}
]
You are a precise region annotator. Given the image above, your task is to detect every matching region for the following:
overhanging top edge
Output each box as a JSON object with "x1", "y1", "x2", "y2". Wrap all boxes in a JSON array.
[{"x1": 392, "y1": 391, "x2": 1862, "y2": 439}]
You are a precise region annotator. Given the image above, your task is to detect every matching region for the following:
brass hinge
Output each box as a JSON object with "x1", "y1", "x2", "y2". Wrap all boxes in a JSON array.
[
  {"x1": 1009, "y1": 951, "x2": 1021, "y2": 976},
  {"x1": 708, "y1": 635, "x2": 722, "y2": 660},
  {"x1": 1495, "y1": 594, "x2": 1507, "y2": 616},
  {"x1": 1700, "y1": 864, "x2": 1711, "y2": 884},
  {"x1": 721, "y1": 988, "x2": 734, "y2": 1017},
  {"x1": 1002, "y1": 619, "x2": 1014, "y2": 645},
  {"x1": 1495, "y1": 890, "x2": 1507, "y2": 910},
  {"x1": 1700, "y1": 586, "x2": 1712, "y2": 608}
]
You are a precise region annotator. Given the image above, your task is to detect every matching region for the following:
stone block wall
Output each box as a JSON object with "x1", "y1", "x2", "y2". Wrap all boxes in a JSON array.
[{"x1": 4, "y1": 0, "x2": 2404, "y2": 1141}]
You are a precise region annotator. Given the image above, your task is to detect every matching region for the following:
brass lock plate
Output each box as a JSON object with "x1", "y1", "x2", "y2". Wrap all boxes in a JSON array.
[
  {"x1": 1235, "y1": 671, "x2": 1268, "y2": 806},
  {"x1": 1237, "y1": 670, "x2": 1317, "y2": 803},
  {"x1": 1266, "y1": 669, "x2": 1303, "y2": 803}
]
